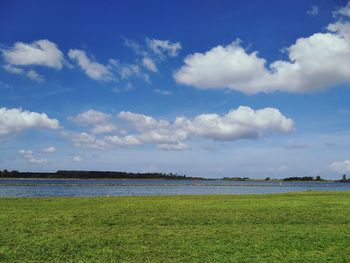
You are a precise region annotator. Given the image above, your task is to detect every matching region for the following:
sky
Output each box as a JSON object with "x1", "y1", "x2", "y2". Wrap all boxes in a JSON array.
[{"x1": 1, "y1": 0, "x2": 350, "y2": 179}]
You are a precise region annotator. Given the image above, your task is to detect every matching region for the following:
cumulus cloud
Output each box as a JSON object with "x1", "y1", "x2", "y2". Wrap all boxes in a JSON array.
[
  {"x1": 104, "y1": 134, "x2": 142, "y2": 146},
  {"x1": 68, "y1": 49, "x2": 113, "y2": 81},
  {"x1": 142, "y1": 57, "x2": 158, "y2": 72},
  {"x1": 26, "y1": 69, "x2": 44, "y2": 82},
  {"x1": 91, "y1": 123, "x2": 118, "y2": 134},
  {"x1": 128, "y1": 106, "x2": 293, "y2": 145},
  {"x1": 334, "y1": 2, "x2": 350, "y2": 17},
  {"x1": 3, "y1": 64, "x2": 44, "y2": 82},
  {"x1": 147, "y1": 38, "x2": 182, "y2": 58},
  {"x1": 184, "y1": 106, "x2": 293, "y2": 141},
  {"x1": 70, "y1": 132, "x2": 107, "y2": 149},
  {"x1": 0, "y1": 107, "x2": 59, "y2": 137},
  {"x1": 2, "y1": 39, "x2": 64, "y2": 69},
  {"x1": 118, "y1": 111, "x2": 170, "y2": 130},
  {"x1": 69, "y1": 109, "x2": 117, "y2": 135},
  {"x1": 42, "y1": 146, "x2": 56, "y2": 153},
  {"x1": 3, "y1": 64, "x2": 24, "y2": 74},
  {"x1": 19, "y1": 149, "x2": 48, "y2": 164},
  {"x1": 175, "y1": 8, "x2": 350, "y2": 94},
  {"x1": 68, "y1": 106, "x2": 293, "y2": 151},
  {"x1": 330, "y1": 160, "x2": 350, "y2": 173},
  {"x1": 69, "y1": 109, "x2": 111, "y2": 125}
]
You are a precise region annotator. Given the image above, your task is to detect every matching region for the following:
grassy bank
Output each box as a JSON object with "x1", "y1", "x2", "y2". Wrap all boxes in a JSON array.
[{"x1": 0, "y1": 191, "x2": 349, "y2": 262}]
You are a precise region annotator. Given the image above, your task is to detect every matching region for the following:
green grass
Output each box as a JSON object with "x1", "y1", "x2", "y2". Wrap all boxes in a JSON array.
[{"x1": 0, "y1": 191, "x2": 350, "y2": 262}]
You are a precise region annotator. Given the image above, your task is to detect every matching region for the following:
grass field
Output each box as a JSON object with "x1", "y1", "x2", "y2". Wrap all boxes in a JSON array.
[{"x1": 0, "y1": 191, "x2": 350, "y2": 262}]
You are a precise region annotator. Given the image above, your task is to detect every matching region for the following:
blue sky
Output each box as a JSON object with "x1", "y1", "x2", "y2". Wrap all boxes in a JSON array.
[{"x1": 1, "y1": 0, "x2": 350, "y2": 179}]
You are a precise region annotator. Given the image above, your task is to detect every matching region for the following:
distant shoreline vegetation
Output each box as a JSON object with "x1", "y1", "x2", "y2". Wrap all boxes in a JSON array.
[
  {"x1": 0, "y1": 170, "x2": 202, "y2": 180},
  {"x1": 1, "y1": 169, "x2": 349, "y2": 182},
  {"x1": 223, "y1": 175, "x2": 350, "y2": 183}
]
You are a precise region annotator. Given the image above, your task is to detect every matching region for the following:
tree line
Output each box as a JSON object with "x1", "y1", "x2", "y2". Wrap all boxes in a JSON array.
[{"x1": 0, "y1": 169, "x2": 203, "y2": 180}]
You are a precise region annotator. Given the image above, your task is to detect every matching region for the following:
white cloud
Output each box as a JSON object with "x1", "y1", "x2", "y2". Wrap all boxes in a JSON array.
[
  {"x1": 175, "y1": 19, "x2": 350, "y2": 94},
  {"x1": 2, "y1": 39, "x2": 64, "y2": 69},
  {"x1": 117, "y1": 106, "x2": 292, "y2": 146},
  {"x1": 119, "y1": 64, "x2": 141, "y2": 79},
  {"x1": 307, "y1": 6, "x2": 319, "y2": 16},
  {"x1": 123, "y1": 38, "x2": 146, "y2": 57},
  {"x1": 73, "y1": 155, "x2": 83, "y2": 162},
  {"x1": 0, "y1": 107, "x2": 59, "y2": 137},
  {"x1": 19, "y1": 149, "x2": 48, "y2": 164},
  {"x1": 69, "y1": 109, "x2": 111, "y2": 125},
  {"x1": 182, "y1": 106, "x2": 294, "y2": 141},
  {"x1": 104, "y1": 135, "x2": 142, "y2": 146},
  {"x1": 70, "y1": 132, "x2": 107, "y2": 149},
  {"x1": 3, "y1": 64, "x2": 44, "y2": 82},
  {"x1": 69, "y1": 106, "x2": 293, "y2": 151},
  {"x1": 26, "y1": 70, "x2": 44, "y2": 82},
  {"x1": 69, "y1": 109, "x2": 117, "y2": 135},
  {"x1": 147, "y1": 38, "x2": 182, "y2": 58},
  {"x1": 118, "y1": 111, "x2": 170, "y2": 130},
  {"x1": 157, "y1": 142, "x2": 189, "y2": 151},
  {"x1": 334, "y1": 1, "x2": 350, "y2": 17},
  {"x1": 121, "y1": 37, "x2": 181, "y2": 83},
  {"x1": 3, "y1": 64, "x2": 23, "y2": 74},
  {"x1": 91, "y1": 123, "x2": 118, "y2": 134},
  {"x1": 108, "y1": 59, "x2": 150, "y2": 82},
  {"x1": 330, "y1": 160, "x2": 350, "y2": 173},
  {"x1": 42, "y1": 146, "x2": 56, "y2": 153},
  {"x1": 68, "y1": 49, "x2": 113, "y2": 81},
  {"x1": 142, "y1": 57, "x2": 158, "y2": 72}
]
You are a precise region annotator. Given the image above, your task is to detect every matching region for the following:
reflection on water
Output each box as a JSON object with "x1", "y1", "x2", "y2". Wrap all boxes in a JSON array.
[{"x1": 0, "y1": 179, "x2": 349, "y2": 197}]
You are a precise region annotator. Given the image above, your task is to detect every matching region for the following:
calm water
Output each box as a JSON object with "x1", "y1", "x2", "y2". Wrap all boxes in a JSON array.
[{"x1": 0, "y1": 179, "x2": 350, "y2": 197}]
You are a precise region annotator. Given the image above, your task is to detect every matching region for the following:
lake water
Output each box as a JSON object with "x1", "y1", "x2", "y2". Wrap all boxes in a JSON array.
[{"x1": 0, "y1": 179, "x2": 350, "y2": 197}]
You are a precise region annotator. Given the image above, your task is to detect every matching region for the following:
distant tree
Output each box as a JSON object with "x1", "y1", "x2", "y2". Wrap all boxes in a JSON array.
[
  {"x1": 0, "y1": 170, "x2": 2, "y2": 177},
  {"x1": 342, "y1": 174, "x2": 347, "y2": 181},
  {"x1": 265, "y1": 177, "x2": 270, "y2": 181},
  {"x1": 283, "y1": 176, "x2": 314, "y2": 181},
  {"x1": 315, "y1": 175, "x2": 322, "y2": 181},
  {"x1": 11, "y1": 170, "x2": 19, "y2": 176},
  {"x1": 2, "y1": 169, "x2": 8, "y2": 177}
]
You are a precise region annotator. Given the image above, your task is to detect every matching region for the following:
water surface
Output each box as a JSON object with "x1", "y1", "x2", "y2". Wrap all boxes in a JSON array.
[{"x1": 1, "y1": 179, "x2": 349, "y2": 197}]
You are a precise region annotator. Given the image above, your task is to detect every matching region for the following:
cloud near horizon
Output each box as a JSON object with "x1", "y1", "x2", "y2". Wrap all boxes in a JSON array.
[
  {"x1": 330, "y1": 160, "x2": 350, "y2": 173},
  {"x1": 19, "y1": 149, "x2": 48, "y2": 164},
  {"x1": 67, "y1": 106, "x2": 294, "y2": 150}
]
